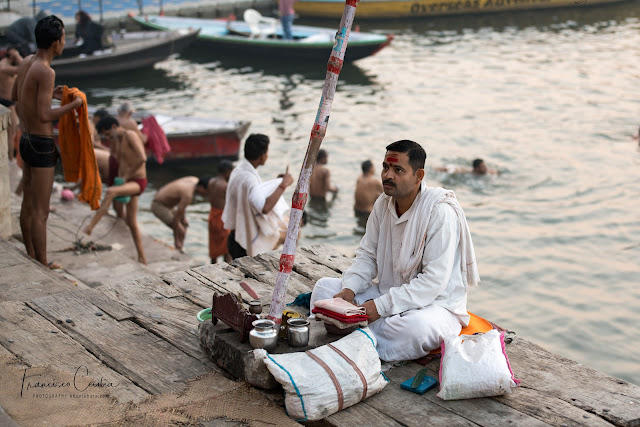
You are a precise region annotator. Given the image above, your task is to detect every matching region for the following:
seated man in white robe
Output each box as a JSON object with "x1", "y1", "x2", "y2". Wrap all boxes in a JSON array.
[{"x1": 310, "y1": 140, "x2": 480, "y2": 362}]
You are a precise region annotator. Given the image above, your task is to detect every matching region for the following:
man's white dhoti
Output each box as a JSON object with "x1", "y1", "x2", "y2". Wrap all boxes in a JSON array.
[{"x1": 311, "y1": 278, "x2": 462, "y2": 362}]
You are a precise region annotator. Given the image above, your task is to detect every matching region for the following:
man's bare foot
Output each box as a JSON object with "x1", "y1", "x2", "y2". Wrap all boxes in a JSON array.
[
  {"x1": 48, "y1": 261, "x2": 62, "y2": 270},
  {"x1": 138, "y1": 257, "x2": 147, "y2": 265},
  {"x1": 83, "y1": 226, "x2": 92, "y2": 236}
]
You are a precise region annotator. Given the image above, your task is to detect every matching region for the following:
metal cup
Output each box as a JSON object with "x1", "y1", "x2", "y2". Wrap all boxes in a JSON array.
[{"x1": 287, "y1": 318, "x2": 310, "y2": 347}]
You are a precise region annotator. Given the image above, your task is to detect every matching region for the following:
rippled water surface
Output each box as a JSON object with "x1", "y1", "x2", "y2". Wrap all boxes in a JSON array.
[{"x1": 72, "y1": 2, "x2": 640, "y2": 385}]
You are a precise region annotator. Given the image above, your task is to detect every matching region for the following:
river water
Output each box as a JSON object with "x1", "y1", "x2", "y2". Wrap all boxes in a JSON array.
[{"x1": 70, "y1": 2, "x2": 640, "y2": 385}]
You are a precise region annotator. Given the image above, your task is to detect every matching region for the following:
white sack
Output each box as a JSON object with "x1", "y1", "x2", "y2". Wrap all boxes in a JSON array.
[
  {"x1": 255, "y1": 327, "x2": 388, "y2": 421},
  {"x1": 437, "y1": 329, "x2": 520, "y2": 400}
]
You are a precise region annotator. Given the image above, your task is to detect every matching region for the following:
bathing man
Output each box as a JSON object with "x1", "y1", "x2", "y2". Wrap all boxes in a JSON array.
[
  {"x1": 84, "y1": 115, "x2": 148, "y2": 264},
  {"x1": 310, "y1": 140, "x2": 480, "y2": 362},
  {"x1": 12, "y1": 15, "x2": 83, "y2": 268},
  {"x1": 151, "y1": 176, "x2": 210, "y2": 252},
  {"x1": 354, "y1": 159, "x2": 383, "y2": 219}
]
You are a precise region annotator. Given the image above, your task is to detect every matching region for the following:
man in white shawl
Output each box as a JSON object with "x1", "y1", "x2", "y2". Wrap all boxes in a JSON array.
[
  {"x1": 310, "y1": 140, "x2": 480, "y2": 362},
  {"x1": 222, "y1": 134, "x2": 294, "y2": 258}
]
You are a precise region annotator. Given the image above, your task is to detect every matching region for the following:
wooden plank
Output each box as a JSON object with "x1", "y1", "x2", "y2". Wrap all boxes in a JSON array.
[
  {"x1": 495, "y1": 387, "x2": 616, "y2": 427},
  {"x1": 299, "y1": 243, "x2": 354, "y2": 274},
  {"x1": 0, "y1": 241, "x2": 81, "y2": 303},
  {"x1": 260, "y1": 249, "x2": 341, "y2": 284},
  {"x1": 161, "y1": 270, "x2": 217, "y2": 308},
  {"x1": 325, "y1": 401, "x2": 405, "y2": 426},
  {"x1": 362, "y1": 380, "x2": 479, "y2": 426},
  {"x1": 0, "y1": 301, "x2": 148, "y2": 403},
  {"x1": 189, "y1": 263, "x2": 278, "y2": 305},
  {"x1": 505, "y1": 337, "x2": 640, "y2": 427},
  {"x1": 27, "y1": 291, "x2": 208, "y2": 395},
  {"x1": 384, "y1": 362, "x2": 552, "y2": 427},
  {"x1": 98, "y1": 276, "x2": 215, "y2": 364},
  {"x1": 68, "y1": 288, "x2": 134, "y2": 321},
  {"x1": 231, "y1": 252, "x2": 315, "y2": 296}
]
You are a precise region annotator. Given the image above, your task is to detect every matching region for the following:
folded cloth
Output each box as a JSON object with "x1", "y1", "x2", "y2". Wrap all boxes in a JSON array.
[
  {"x1": 314, "y1": 312, "x2": 368, "y2": 330},
  {"x1": 311, "y1": 307, "x2": 369, "y2": 323},
  {"x1": 313, "y1": 298, "x2": 367, "y2": 316}
]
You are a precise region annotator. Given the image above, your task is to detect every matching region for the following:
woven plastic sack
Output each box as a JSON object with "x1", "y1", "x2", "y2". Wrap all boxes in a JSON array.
[
  {"x1": 254, "y1": 327, "x2": 388, "y2": 421},
  {"x1": 437, "y1": 329, "x2": 520, "y2": 400}
]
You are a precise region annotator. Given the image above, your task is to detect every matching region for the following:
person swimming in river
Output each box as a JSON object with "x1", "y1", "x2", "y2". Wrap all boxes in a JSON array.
[{"x1": 434, "y1": 158, "x2": 499, "y2": 176}]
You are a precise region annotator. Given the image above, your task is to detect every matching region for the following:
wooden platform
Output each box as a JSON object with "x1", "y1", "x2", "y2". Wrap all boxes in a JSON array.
[{"x1": 1, "y1": 241, "x2": 639, "y2": 426}]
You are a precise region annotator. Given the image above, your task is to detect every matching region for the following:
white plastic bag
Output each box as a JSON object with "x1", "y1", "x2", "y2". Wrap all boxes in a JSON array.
[
  {"x1": 255, "y1": 327, "x2": 388, "y2": 421},
  {"x1": 437, "y1": 329, "x2": 520, "y2": 400}
]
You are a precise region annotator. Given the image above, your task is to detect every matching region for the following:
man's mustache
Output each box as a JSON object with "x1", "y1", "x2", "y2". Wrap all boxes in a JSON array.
[{"x1": 382, "y1": 179, "x2": 395, "y2": 187}]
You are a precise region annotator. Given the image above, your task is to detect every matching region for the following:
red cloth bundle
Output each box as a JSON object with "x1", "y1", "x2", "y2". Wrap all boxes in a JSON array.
[{"x1": 311, "y1": 307, "x2": 368, "y2": 324}]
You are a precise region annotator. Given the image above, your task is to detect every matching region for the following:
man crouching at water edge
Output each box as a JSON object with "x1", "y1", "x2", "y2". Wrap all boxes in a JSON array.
[
  {"x1": 12, "y1": 15, "x2": 83, "y2": 269},
  {"x1": 84, "y1": 116, "x2": 148, "y2": 265},
  {"x1": 310, "y1": 140, "x2": 480, "y2": 362}
]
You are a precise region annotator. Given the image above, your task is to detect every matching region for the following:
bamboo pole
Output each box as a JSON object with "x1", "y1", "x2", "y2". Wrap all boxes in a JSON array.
[{"x1": 267, "y1": 0, "x2": 360, "y2": 324}]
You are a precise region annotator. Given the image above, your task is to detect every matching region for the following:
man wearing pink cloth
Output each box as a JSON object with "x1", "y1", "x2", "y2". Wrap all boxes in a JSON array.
[
  {"x1": 310, "y1": 140, "x2": 481, "y2": 362},
  {"x1": 278, "y1": 0, "x2": 297, "y2": 40}
]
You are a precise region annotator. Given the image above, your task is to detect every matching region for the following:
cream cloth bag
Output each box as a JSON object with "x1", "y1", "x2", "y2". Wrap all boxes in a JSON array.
[{"x1": 254, "y1": 327, "x2": 388, "y2": 421}]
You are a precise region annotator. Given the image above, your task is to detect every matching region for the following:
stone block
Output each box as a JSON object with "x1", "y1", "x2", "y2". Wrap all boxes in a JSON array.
[{"x1": 199, "y1": 318, "x2": 341, "y2": 389}]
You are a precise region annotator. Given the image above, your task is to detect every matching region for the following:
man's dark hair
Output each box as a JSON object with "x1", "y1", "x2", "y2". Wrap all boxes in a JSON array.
[
  {"x1": 93, "y1": 108, "x2": 109, "y2": 121},
  {"x1": 385, "y1": 140, "x2": 426, "y2": 173},
  {"x1": 361, "y1": 159, "x2": 373, "y2": 174},
  {"x1": 96, "y1": 115, "x2": 119, "y2": 133},
  {"x1": 35, "y1": 15, "x2": 64, "y2": 50},
  {"x1": 218, "y1": 160, "x2": 234, "y2": 174},
  {"x1": 472, "y1": 158, "x2": 484, "y2": 169},
  {"x1": 197, "y1": 176, "x2": 212, "y2": 190},
  {"x1": 244, "y1": 134, "x2": 270, "y2": 161},
  {"x1": 317, "y1": 149, "x2": 327, "y2": 162},
  {"x1": 75, "y1": 10, "x2": 91, "y2": 28}
]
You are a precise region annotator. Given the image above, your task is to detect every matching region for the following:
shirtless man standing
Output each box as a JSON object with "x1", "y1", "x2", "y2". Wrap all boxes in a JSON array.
[
  {"x1": 0, "y1": 47, "x2": 23, "y2": 159},
  {"x1": 117, "y1": 101, "x2": 147, "y2": 144},
  {"x1": 207, "y1": 160, "x2": 234, "y2": 263},
  {"x1": 309, "y1": 149, "x2": 338, "y2": 200},
  {"x1": 354, "y1": 159, "x2": 383, "y2": 218},
  {"x1": 12, "y1": 16, "x2": 83, "y2": 268},
  {"x1": 151, "y1": 176, "x2": 209, "y2": 252},
  {"x1": 84, "y1": 116, "x2": 148, "y2": 264}
]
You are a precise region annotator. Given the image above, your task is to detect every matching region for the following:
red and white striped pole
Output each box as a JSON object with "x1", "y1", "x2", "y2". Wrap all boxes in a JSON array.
[{"x1": 268, "y1": 0, "x2": 360, "y2": 324}]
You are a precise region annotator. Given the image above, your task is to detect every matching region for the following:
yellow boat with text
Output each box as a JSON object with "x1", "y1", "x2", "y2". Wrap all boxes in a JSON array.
[{"x1": 295, "y1": 0, "x2": 625, "y2": 18}]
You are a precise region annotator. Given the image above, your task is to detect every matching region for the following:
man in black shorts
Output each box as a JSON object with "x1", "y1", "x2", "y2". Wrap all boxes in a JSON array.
[{"x1": 12, "y1": 16, "x2": 82, "y2": 268}]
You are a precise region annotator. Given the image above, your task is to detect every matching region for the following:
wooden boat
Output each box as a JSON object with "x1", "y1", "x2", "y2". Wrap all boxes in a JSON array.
[
  {"x1": 51, "y1": 29, "x2": 200, "y2": 79},
  {"x1": 54, "y1": 111, "x2": 250, "y2": 162},
  {"x1": 294, "y1": 0, "x2": 627, "y2": 18},
  {"x1": 130, "y1": 15, "x2": 393, "y2": 63},
  {"x1": 145, "y1": 113, "x2": 250, "y2": 162}
]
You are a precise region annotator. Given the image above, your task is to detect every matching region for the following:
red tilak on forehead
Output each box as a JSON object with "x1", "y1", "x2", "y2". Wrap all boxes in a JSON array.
[{"x1": 386, "y1": 155, "x2": 399, "y2": 163}]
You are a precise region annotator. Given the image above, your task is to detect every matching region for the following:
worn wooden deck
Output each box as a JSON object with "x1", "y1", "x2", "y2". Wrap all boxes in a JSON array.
[{"x1": 2, "y1": 238, "x2": 639, "y2": 426}]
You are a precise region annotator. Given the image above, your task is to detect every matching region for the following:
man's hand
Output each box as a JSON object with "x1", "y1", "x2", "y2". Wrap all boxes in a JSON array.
[
  {"x1": 332, "y1": 288, "x2": 355, "y2": 303},
  {"x1": 359, "y1": 300, "x2": 380, "y2": 323},
  {"x1": 52, "y1": 85, "x2": 64, "y2": 100},
  {"x1": 281, "y1": 165, "x2": 294, "y2": 188},
  {"x1": 72, "y1": 96, "x2": 83, "y2": 109}
]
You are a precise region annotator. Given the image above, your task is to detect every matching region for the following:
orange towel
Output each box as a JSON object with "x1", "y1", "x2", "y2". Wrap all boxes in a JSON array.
[{"x1": 58, "y1": 86, "x2": 101, "y2": 210}]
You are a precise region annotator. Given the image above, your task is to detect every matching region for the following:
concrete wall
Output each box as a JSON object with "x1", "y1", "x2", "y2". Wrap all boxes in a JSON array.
[{"x1": 0, "y1": 105, "x2": 11, "y2": 239}]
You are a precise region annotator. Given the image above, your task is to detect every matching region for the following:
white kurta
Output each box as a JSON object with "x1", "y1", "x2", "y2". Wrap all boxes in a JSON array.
[
  {"x1": 222, "y1": 159, "x2": 283, "y2": 256},
  {"x1": 310, "y1": 182, "x2": 478, "y2": 361}
]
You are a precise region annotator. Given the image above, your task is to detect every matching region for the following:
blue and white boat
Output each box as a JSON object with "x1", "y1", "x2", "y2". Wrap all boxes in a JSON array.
[{"x1": 130, "y1": 14, "x2": 393, "y2": 63}]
